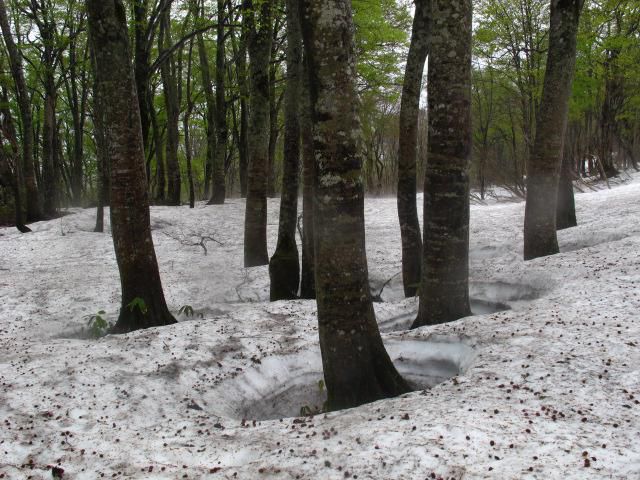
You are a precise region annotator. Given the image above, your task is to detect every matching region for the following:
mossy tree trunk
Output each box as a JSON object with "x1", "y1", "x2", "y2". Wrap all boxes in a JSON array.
[
  {"x1": 87, "y1": 0, "x2": 177, "y2": 333},
  {"x1": 397, "y1": 0, "x2": 430, "y2": 298},
  {"x1": 269, "y1": 0, "x2": 302, "y2": 301},
  {"x1": 412, "y1": 0, "x2": 473, "y2": 328},
  {"x1": 243, "y1": 0, "x2": 273, "y2": 267},
  {"x1": 301, "y1": 0, "x2": 409, "y2": 411},
  {"x1": 524, "y1": 0, "x2": 584, "y2": 260}
]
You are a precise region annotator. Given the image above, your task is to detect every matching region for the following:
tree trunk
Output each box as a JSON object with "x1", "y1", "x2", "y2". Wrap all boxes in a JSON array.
[
  {"x1": 243, "y1": 0, "x2": 272, "y2": 267},
  {"x1": 556, "y1": 141, "x2": 577, "y2": 230},
  {"x1": 0, "y1": 0, "x2": 42, "y2": 221},
  {"x1": 42, "y1": 77, "x2": 58, "y2": 218},
  {"x1": 523, "y1": 0, "x2": 584, "y2": 260},
  {"x1": 412, "y1": 0, "x2": 473, "y2": 328},
  {"x1": 87, "y1": 0, "x2": 176, "y2": 333},
  {"x1": 133, "y1": 0, "x2": 152, "y2": 156},
  {"x1": 300, "y1": 0, "x2": 409, "y2": 411},
  {"x1": 159, "y1": 10, "x2": 182, "y2": 206},
  {"x1": 0, "y1": 87, "x2": 30, "y2": 232},
  {"x1": 237, "y1": 10, "x2": 250, "y2": 198},
  {"x1": 269, "y1": 0, "x2": 301, "y2": 301},
  {"x1": 397, "y1": 0, "x2": 429, "y2": 298},
  {"x1": 299, "y1": 59, "x2": 316, "y2": 300},
  {"x1": 150, "y1": 86, "x2": 166, "y2": 203},
  {"x1": 195, "y1": 4, "x2": 217, "y2": 201},
  {"x1": 183, "y1": 40, "x2": 196, "y2": 209},
  {"x1": 209, "y1": 0, "x2": 227, "y2": 205}
]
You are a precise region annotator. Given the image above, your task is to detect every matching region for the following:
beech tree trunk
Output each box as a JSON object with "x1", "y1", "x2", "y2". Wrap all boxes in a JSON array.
[
  {"x1": 159, "y1": 11, "x2": 182, "y2": 206},
  {"x1": 87, "y1": 0, "x2": 177, "y2": 333},
  {"x1": 556, "y1": 147, "x2": 577, "y2": 230},
  {"x1": 523, "y1": 0, "x2": 584, "y2": 260},
  {"x1": 301, "y1": 0, "x2": 409, "y2": 411},
  {"x1": 397, "y1": 0, "x2": 429, "y2": 298},
  {"x1": 412, "y1": 0, "x2": 473, "y2": 328},
  {"x1": 243, "y1": 0, "x2": 272, "y2": 267},
  {"x1": 42, "y1": 77, "x2": 58, "y2": 218},
  {"x1": 194, "y1": 0, "x2": 217, "y2": 200},
  {"x1": 209, "y1": 0, "x2": 227, "y2": 205},
  {"x1": 269, "y1": 0, "x2": 301, "y2": 301},
  {"x1": 0, "y1": 0, "x2": 42, "y2": 221},
  {"x1": 0, "y1": 87, "x2": 30, "y2": 232},
  {"x1": 299, "y1": 59, "x2": 316, "y2": 300},
  {"x1": 237, "y1": 7, "x2": 250, "y2": 198},
  {"x1": 183, "y1": 40, "x2": 196, "y2": 209}
]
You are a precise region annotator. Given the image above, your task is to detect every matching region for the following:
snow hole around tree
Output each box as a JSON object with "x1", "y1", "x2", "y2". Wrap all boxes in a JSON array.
[{"x1": 206, "y1": 334, "x2": 476, "y2": 421}]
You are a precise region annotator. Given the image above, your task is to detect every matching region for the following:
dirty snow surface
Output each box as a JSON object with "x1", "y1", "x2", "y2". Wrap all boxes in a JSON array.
[{"x1": 1, "y1": 173, "x2": 639, "y2": 480}]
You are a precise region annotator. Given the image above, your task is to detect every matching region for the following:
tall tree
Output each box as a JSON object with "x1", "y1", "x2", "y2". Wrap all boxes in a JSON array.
[
  {"x1": 0, "y1": 0, "x2": 41, "y2": 221},
  {"x1": 209, "y1": 0, "x2": 227, "y2": 204},
  {"x1": 397, "y1": 0, "x2": 429, "y2": 298},
  {"x1": 243, "y1": 0, "x2": 273, "y2": 267},
  {"x1": 412, "y1": 0, "x2": 473, "y2": 328},
  {"x1": 300, "y1": 0, "x2": 409, "y2": 410},
  {"x1": 299, "y1": 60, "x2": 316, "y2": 300},
  {"x1": 269, "y1": 0, "x2": 301, "y2": 301},
  {"x1": 158, "y1": 9, "x2": 182, "y2": 206},
  {"x1": 523, "y1": 0, "x2": 584, "y2": 260},
  {"x1": 86, "y1": 0, "x2": 177, "y2": 333}
]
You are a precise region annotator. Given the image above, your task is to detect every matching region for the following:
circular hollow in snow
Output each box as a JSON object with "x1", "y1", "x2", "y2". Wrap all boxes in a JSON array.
[{"x1": 206, "y1": 335, "x2": 476, "y2": 421}]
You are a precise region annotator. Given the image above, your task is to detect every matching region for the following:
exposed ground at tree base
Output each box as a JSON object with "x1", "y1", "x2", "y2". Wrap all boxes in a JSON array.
[{"x1": 1, "y1": 173, "x2": 639, "y2": 479}]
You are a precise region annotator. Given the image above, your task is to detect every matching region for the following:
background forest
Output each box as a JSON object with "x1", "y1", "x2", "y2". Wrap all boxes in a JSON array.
[{"x1": 0, "y1": 0, "x2": 638, "y2": 225}]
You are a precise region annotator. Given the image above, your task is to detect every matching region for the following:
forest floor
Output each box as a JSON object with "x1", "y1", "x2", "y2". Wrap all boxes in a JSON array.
[{"x1": 1, "y1": 172, "x2": 639, "y2": 479}]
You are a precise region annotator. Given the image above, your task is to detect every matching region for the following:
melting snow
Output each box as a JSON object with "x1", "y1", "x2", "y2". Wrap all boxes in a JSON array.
[{"x1": 0, "y1": 172, "x2": 639, "y2": 479}]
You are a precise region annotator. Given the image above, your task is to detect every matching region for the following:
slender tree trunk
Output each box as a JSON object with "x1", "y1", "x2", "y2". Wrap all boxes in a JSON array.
[
  {"x1": 523, "y1": 0, "x2": 584, "y2": 260},
  {"x1": 159, "y1": 11, "x2": 182, "y2": 206},
  {"x1": 184, "y1": 40, "x2": 196, "y2": 209},
  {"x1": 269, "y1": 0, "x2": 302, "y2": 301},
  {"x1": 42, "y1": 77, "x2": 58, "y2": 218},
  {"x1": 412, "y1": 0, "x2": 473, "y2": 328},
  {"x1": 237, "y1": 12, "x2": 250, "y2": 198},
  {"x1": 209, "y1": 0, "x2": 227, "y2": 205},
  {"x1": 299, "y1": 59, "x2": 316, "y2": 300},
  {"x1": 195, "y1": 4, "x2": 217, "y2": 200},
  {"x1": 397, "y1": 0, "x2": 429, "y2": 298},
  {"x1": 87, "y1": 0, "x2": 177, "y2": 333},
  {"x1": 133, "y1": 0, "x2": 152, "y2": 155},
  {"x1": 243, "y1": 0, "x2": 272, "y2": 267},
  {"x1": 0, "y1": 87, "x2": 30, "y2": 232},
  {"x1": 0, "y1": 0, "x2": 41, "y2": 221},
  {"x1": 300, "y1": 0, "x2": 409, "y2": 411},
  {"x1": 556, "y1": 142, "x2": 577, "y2": 230},
  {"x1": 151, "y1": 86, "x2": 166, "y2": 203}
]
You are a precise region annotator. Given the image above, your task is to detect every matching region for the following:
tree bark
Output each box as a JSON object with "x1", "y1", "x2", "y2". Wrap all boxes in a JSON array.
[
  {"x1": 0, "y1": 0, "x2": 42, "y2": 221},
  {"x1": 159, "y1": 10, "x2": 182, "y2": 206},
  {"x1": 269, "y1": 0, "x2": 301, "y2": 301},
  {"x1": 556, "y1": 143, "x2": 577, "y2": 230},
  {"x1": 243, "y1": 0, "x2": 273, "y2": 267},
  {"x1": 412, "y1": 0, "x2": 473, "y2": 328},
  {"x1": 183, "y1": 39, "x2": 196, "y2": 209},
  {"x1": 299, "y1": 58, "x2": 316, "y2": 300},
  {"x1": 523, "y1": 0, "x2": 584, "y2": 260},
  {"x1": 209, "y1": 0, "x2": 227, "y2": 205},
  {"x1": 301, "y1": 0, "x2": 409, "y2": 411},
  {"x1": 87, "y1": 0, "x2": 177, "y2": 333},
  {"x1": 194, "y1": 0, "x2": 217, "y2": 200},
  {"x1": 397, "y1": 0, "x2": 429, "y2": 298}
]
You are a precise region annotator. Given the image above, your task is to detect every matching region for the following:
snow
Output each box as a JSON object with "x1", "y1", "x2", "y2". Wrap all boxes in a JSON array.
[{"x1": 1, "y1": 172, "x2": 639, "y2": 479}]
